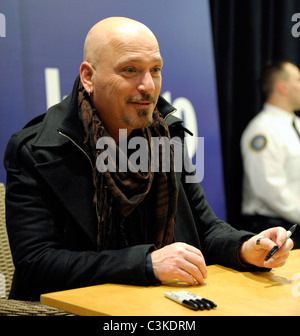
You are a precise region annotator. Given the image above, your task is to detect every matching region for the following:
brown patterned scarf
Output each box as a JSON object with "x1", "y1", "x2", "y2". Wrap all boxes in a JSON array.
[{"x1": 77, "y1": 84, "x2": 178, "y2": 251}]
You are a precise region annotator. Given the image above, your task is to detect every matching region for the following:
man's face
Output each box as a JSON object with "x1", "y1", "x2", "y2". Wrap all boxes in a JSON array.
[
  {"x1": 91, "y1": 32, "x2": 163, "y2": 136},
  {"x1": 285, "y1": 63, "x2": 300, "y2": 110}
]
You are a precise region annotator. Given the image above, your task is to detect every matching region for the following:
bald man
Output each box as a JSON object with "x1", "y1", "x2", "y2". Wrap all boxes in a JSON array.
[{"x1": 5, "y1": 18, "x2": 293, "y2": 301}]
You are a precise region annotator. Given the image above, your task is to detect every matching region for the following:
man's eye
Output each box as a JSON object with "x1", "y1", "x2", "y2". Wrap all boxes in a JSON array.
[
  {"x1": 123, "y1": 67, "x2": 136, "y2": 74},
  {"x1": 152, "y1": 67, "x2": 162, "y2": 75}
]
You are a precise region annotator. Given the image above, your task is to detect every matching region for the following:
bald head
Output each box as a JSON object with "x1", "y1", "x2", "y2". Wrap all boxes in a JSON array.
[
  {"x1": 83, "y1": 17, "x2": 159, "y2": 65},
  {"x1": 79, "y1": 17, "x2": 163, "y2": 140}
]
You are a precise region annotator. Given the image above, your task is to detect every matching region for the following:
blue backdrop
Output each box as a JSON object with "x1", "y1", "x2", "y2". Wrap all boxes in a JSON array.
[{"x1": 0, "y1": 0, "x2": 226, "y2": 220}]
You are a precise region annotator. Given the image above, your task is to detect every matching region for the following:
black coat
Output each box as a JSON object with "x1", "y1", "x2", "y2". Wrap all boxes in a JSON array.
[{"x1": 4, "y1": 77, "x2": 255, "y2": 301}]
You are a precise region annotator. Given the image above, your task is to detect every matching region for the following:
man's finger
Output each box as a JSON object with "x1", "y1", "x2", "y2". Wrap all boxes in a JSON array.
[
  {"x1": 255, "y1": 236, "x2": 277, "y2": 251},
  {"x1": 184, "y1": 251, "x2": 207, "y2": 280}
]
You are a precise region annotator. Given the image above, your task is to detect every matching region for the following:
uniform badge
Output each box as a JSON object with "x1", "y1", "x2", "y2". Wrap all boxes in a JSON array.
[{"x1": 250, "y1": 135, "x2": 267, "y2": 151}]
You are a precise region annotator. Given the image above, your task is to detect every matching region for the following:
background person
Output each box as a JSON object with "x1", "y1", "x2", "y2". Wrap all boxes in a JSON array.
[{"x1": 241, "y1": 61, "x2": 300, "y2": 248}]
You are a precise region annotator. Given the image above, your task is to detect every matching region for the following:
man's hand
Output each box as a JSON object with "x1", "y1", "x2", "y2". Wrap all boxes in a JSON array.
[
  {"x1": 150, "y1": 242, "x2": 207, "y2": 285},
  {"x1": 239, "y1": 227, "x2": 294, "y2": 268}
]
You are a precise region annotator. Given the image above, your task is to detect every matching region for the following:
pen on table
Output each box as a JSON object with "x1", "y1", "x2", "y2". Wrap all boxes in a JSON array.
[
  {"x1": 175, "y1": 291, "x2": 205, "y2": 310},
  {"x1": 177, "y1": 291, "x2": 210, "y2": 310},
  {"x1": 264, "y1": 224, "x2": 298, "y2": 261},
  {"x1": 164, "y1": 291, "x2": 198, "y2": 311},
  {"x1": 178, "y1": 290, "x2": 217, "y2": 309}
]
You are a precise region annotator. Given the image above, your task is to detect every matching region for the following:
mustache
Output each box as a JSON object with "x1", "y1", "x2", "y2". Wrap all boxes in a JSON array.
[{"x1": 126, "y1": 94, "x2": 157, "y2": 104}]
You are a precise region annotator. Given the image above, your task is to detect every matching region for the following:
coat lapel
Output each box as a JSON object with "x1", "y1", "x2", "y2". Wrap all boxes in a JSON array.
[
  {"x1": 31, "y1": 81, "x2": 98, "y2": 248},
  {"x1": 35, "y1": 150, "x2": 97, "y2": 248}
]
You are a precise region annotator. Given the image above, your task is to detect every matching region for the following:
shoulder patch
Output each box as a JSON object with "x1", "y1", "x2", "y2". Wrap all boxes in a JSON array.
[{"x1": 250, "y1": 135, "x2": 267, "y2": 151}]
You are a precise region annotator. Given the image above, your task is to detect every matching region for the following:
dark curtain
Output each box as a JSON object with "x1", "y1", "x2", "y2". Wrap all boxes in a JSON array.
[{"x1": 209, "y1": 0, "x2": 300, "y2": 228}]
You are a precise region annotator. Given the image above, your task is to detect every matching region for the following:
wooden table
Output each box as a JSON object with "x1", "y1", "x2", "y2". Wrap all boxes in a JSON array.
[{"x1": 41, "y1": 249, "x2": 300, "y2": 316}]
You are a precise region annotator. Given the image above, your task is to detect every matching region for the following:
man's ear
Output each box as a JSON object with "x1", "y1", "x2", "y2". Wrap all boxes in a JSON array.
[
  {"x1": 79, "y1": 61, "x2": 94, "y2": 94},
  {"x1": 276, "y1": 80, "x2": 288, "y2": 96}
]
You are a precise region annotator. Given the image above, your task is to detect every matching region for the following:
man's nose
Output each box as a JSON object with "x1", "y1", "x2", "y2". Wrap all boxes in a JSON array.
[{"x1": 137, "y1": 71, "x2": 155, "y2": 93}]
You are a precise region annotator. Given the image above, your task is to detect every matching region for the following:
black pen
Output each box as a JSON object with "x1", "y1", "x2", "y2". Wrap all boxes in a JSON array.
[
  {"x1": 179, "y1": 290, "x2": 217, "y2": 309},
  {"x1": 164, "y1": 291, "x2": 199, "y2": 311},
  {"x1": 265, "y1": 224, "x2": 298, "y2": 261},
  {"x1": 176, "y1": 291, "x2": 205, "y2": 310}
]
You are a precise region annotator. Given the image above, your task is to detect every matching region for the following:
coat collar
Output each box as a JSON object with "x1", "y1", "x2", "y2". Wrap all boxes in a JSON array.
[{"x1": 32, "y1": 76, "x2": 84, "y2": 148}]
